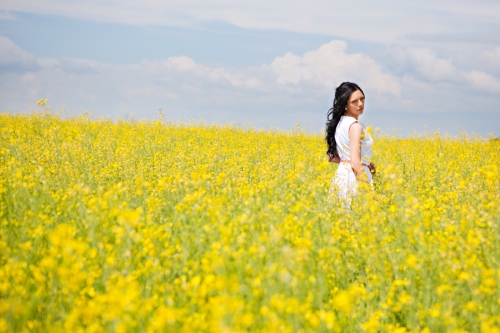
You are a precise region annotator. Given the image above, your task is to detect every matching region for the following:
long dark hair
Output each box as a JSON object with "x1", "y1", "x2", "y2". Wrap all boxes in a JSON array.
[{"x1": 325, "y1": 82, "x2": 365, "y2": 157}]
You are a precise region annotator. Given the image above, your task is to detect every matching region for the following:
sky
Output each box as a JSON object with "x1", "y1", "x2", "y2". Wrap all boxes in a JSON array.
[{"x1": 1, "y1": 1, "x2": 499, "y2": 137}]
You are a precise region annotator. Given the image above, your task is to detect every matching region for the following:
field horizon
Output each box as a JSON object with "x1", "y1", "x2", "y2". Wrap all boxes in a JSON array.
[{"x1": 2, "y1": 102, "x2": 497, "y2": 140}]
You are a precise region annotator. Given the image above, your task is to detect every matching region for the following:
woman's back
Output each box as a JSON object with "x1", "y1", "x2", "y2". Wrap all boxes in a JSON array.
[{"x1": 335, "y1": 115, "x2": 373, "y2": 165}]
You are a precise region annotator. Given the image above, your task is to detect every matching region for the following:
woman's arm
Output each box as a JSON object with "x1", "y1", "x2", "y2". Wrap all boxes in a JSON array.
[{"x1": 348, "y1": 122, "x2": 363, "y2": 179}]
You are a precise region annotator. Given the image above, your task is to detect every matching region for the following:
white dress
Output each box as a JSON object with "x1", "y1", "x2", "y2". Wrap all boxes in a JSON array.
[{"x1": 331, "y1": 116, "x2": 373, "y2": 202}]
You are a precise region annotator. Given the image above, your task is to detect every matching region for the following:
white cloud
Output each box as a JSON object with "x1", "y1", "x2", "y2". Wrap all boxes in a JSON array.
[
  {"x1": 0, "y1": 35, "x2": 39, "y2": 72},
  {"x1": 383, "y1": 46, "x2": 500, "y2": 96},
  {"x1": 2, "y1": 0, "x2": 500, "y2": 44},
  {"x1": 407, "y1": 49, "x2": 458, "y2": 82},
  {"x1": 384, "y1": 46, "x2": 500, "y2": 97},
  {"x1": 0, "y1": 10, "x2": 15, "y2": 20},
  {"x1": 137, "y1": 57, "x2": 263, "y2": 89},
  {"x1": 464, "y1": 70, "x2": 500, "y2": 93},
  {"x1": 0, "y1": 37, "x2": 499, "y2": 136},
  {"x1": 271, "y1": 40, "x2": 401, "y2": 96},
  {"x1": 151, "y1": 56, "x2": 197, "y2": 72},
  {"x1": 387, "y1": 47, "x2": 460, "y2": 82},
  {"x1": 481, "y1": 47, "x2": 500, "y2": 72},
  {"x1": 483, "y1": 47, "x2": 500, "y2": 61}
]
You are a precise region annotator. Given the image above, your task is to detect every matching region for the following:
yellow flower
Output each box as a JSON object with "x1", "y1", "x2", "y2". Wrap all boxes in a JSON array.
[
  {"x1": 333, "y1": 290, "x2": 353, "y2": 315},
  {"x1": 406, "y1": 254, "x2": 418, "y2": 268},
  {"x1": 1, "y1": 109, "x2": 499, "y2": 332}
]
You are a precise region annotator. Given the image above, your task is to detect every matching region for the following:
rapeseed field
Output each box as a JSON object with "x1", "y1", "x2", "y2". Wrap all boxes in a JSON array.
[{"x1": 0, "y1": 103, "x2": 499, "y2": 332}]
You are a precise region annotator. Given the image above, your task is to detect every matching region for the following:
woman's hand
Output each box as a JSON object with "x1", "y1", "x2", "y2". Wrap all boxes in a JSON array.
[{"x1": 368, "y1": 163, "x2": 376, "y2": 175}]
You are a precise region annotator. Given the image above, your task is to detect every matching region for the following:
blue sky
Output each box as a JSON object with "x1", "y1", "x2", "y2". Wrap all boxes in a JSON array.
[{"x1": 1, "y1": 1, "x2": 499, "y2": 136}]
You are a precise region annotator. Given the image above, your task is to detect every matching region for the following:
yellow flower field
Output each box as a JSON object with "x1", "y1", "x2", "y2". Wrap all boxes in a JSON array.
[{"x1": 0, "y1": 106, "x2": 499, "y2": 332}]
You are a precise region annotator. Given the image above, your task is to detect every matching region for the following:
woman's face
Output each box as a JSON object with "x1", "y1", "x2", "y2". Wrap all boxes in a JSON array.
[{"x1": 345, "y1": 90, "x2": 365, "y2": 119}]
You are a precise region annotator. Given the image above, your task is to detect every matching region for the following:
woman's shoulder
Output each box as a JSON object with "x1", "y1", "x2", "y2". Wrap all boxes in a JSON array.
[
  {"x1": 339, "y1": 116, "x2": 363, "y2": 131},
  {"x1": 339, "y1": 116, "x2": 358, "y2": 126},
  {"x1": 357, "y1": 120, "x2": 367, "y2": 131}
]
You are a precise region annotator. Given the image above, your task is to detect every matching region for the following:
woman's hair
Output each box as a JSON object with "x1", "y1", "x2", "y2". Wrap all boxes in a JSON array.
[{"x1": 325, "y1": 82, "x2": 365, "y2": 157}]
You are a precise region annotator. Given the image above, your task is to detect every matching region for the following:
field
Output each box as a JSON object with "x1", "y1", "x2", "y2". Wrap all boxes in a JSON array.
[{"x1": 0, "y1": 106, "x2": 499, "y2": 332}]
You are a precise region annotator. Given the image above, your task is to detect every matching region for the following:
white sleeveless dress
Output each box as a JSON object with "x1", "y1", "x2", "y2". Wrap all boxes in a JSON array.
[{"x1": 331, "y1": 116, "x2": 373, "y2": 201}]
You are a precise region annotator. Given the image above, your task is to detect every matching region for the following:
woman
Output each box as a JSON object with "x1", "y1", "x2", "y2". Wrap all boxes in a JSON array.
[{"x1": 325, "y1": 82, "x2": 375, "y2": 204}]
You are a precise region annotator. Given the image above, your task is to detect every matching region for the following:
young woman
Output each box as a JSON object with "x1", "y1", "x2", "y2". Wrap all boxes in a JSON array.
[{"x1": 325, "y1": 82, "x2": 375, "y2": 203}]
